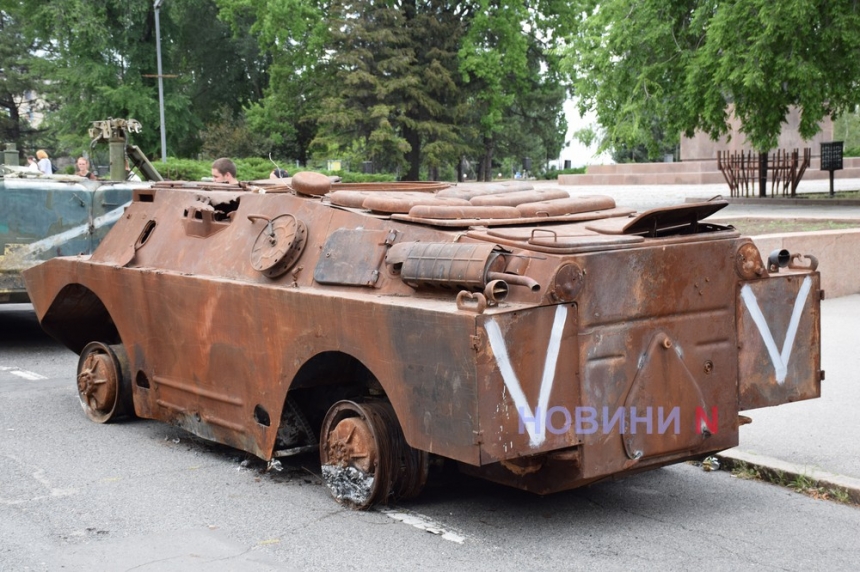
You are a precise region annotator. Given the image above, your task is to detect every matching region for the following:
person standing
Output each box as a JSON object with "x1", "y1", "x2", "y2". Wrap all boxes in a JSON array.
[
  {"x1": 211, "y1": 158, "x2": 239, "y2": 184},
  {"x1": 75, "y1": 157, "x2": 98, "y2": 180},
  {"x1": 26, "y1": 156, "x2": 39, "y2": 172},
  {"x1": 36, "y1": 150, "x2": 52, "y2": 175}
]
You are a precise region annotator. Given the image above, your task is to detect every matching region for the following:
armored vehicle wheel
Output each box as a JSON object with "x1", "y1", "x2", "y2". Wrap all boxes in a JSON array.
[
  {"x1": 76, "y1": 342, "x2": 132, "y2": 423},
  {"x1": 320, "y1": 400, "x2": 428, "y2": 509}
]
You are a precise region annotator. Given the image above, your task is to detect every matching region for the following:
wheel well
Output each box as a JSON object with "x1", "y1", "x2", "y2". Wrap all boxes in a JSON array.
[
  {"x1": 40, "y1": 284, "x2": 120, "y2": 354},
  {"x1": 286, "y1": 351, "x2": 383, "y2": 435}
]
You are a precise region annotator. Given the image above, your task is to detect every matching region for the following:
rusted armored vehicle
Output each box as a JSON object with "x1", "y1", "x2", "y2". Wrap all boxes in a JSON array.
[{"x1": 24, "y1": 174, "x2": 822, "y2": 508}]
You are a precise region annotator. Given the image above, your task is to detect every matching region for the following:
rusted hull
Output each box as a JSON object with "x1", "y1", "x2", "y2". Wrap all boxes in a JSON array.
[{"x1": 24, "y1": 181, "x2": 822, "y2": 500}]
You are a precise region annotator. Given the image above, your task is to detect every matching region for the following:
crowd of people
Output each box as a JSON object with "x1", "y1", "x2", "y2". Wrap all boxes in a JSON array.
[
  {"x1": 20, "y1": 149, "x2": 142, "y2": 181},
  {"x1": 20, "y1": 152, "x2": 290, "y2": 184}
]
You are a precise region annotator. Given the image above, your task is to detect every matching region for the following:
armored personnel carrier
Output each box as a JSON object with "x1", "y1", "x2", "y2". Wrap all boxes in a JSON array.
[
  {"x1": 2, "y1": 118, "x2": 160, "y2": 303},
  {"x1": 1, "y1": 172, "x2": 147, "y2": 303},
  {"x1": 24, "y1": 173, "x2": 821, "y2": 508}
]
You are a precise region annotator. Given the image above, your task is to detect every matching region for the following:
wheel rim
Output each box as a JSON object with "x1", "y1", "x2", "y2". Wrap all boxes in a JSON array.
[
  {"x1": 319, "y1": 400, "x2": 428, "y2": 509},
  {"x1": 76, "y1": 342, "x2": 121, "y2": 423},
  {"x1": 320, "y1": 401, "x2": 387, "y2": 509}
]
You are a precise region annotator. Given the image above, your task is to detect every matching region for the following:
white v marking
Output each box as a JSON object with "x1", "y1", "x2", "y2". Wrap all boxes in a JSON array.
[
  {"x1": 740, "y1": 276, "x2": 812, "y2": 385},
  {"x1": 485, "y1": 305, "x2": 568, "y2": 447}
]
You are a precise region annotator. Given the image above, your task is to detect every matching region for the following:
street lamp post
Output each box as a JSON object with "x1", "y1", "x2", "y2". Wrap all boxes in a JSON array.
[{"x1": 154, "y1": 0, "x2": 167, "y2": 163}]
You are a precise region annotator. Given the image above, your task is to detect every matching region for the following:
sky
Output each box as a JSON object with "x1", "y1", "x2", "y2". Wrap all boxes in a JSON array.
[{"x1": 554, "y1": 99, "x2": 612, "y2": 168}]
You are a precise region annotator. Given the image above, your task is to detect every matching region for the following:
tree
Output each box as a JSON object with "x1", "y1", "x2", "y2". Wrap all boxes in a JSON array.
[
  {"x1": 311, "y1": 0, "x2": 469, "y2": 180},
  {"x1": 563, "y1": 0, "x2": 860, "y2": 155},
  {"x1": 0, "y1": 4, "x2": 51, "y2": 154},
  {"x1": 459, "y1": 0, "x2": 571, "y2": 180},
  {"x1": 222, "y1": 0, "x2": 569, "y2": 179},
  {"x1": 16, "y1": 0, "x2": 267, "y2": 159},
  {"x1": 216, "y1": 0, "x2": 331, "y2": 165}
]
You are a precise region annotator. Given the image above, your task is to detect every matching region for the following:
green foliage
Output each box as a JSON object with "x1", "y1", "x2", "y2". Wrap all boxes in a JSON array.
[
  {"x1": 0, "y1": 5, "x2": 50, "y2": 152},
  {"x1": 327, "y1": 171, "x2": 397, "y2": 183},
  {"x1": 216, "y1": 0, "x2": 570, "y2": 181},
  {"x1": 217, "y1": 0, "x2": 330, "y2": 165},
  {"x1": 149, "y1": 156, "x2": 397, "y2": 182},
  {"x1": 833, "y1": 111, "x2": 860, "y2": 156},
  {"x1": 6, "y1": 0, "x2": 572, "y2": 179},
  {"x1": 200, "y1": 107, "x2": 272, "y2": 159},
  {"x1": 541, "y1": 167, "x2": 586, "y2": 179},
  {"x1": 563, "y1": 0, "x2": 860, "y2": 154},
  {"x1": 13, "y1": 0, "x2": 268, "y2": 160},
  {"x1": 155, "y1": 158, "x2": 212, "y2": 181},
  {"x1": 309, "y1": 1, "x2": 468, "y2": 180}
]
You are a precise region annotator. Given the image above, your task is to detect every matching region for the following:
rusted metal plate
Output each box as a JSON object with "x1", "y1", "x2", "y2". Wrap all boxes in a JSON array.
[
  {"x1": 476, "y1": 304, "x2": 581, "y2": 462},
  {"x1": 362, "y1": 192, "x2": 470, "y2": 213},
  {"x1": 516, "y1": 195, "x2": 616, "y2": 217},
  {"x1": 392, "y1": 205, "x2": 635, "y2": 228},
  {"x1": 314, "y1": 228, "x2": 394, "y2": 286},
  {"x1": 408, "y1": 204, "x2": 521, "y2": 220},
  {"x1": 738, "y1": 272, "x2": 821, "y2": 409},
  {"x1": 469, "y1": 188, "x2": 569, "y2": 207},
  {"x1": 573, "y1": 238, "x2": 741, "y2": 480},
  {"x1": 436, "y1": 182, "x2": 533, "y2": 199}
]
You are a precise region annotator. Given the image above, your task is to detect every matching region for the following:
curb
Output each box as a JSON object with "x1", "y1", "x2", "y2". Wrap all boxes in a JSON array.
[{"x1": 716, "y1": 449, "x2": 860, "y2": 505}]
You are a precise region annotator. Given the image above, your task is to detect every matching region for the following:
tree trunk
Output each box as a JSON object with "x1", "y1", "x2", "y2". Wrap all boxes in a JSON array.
[
  {"x1": 0, "y1": 96, "x2": 22, "y2": 145},
  {"x1": 480, "y1": 135, "x2": 495, "y2": 182},
  {"x1": 403, "y1": 124, "x2": 421, "y2": 181}
]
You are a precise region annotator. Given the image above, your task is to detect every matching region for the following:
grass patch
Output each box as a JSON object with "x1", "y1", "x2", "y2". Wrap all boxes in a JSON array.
[
  {"x1": 722, "y1": 459, "x2": 856, "y2": 505},
  {"x1": 797, "y1": 190, "x2": 860, "y2": 200},
  {"x1": 731, "y1": 461, "x2": 761, "y2": 480},
  {"x1": 714, "y1": 218, "x2": 860, "y2": 235}
]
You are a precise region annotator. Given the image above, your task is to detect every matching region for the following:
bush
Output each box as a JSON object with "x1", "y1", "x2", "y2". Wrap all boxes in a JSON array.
[
  {"x1": 844, "y1": 146, "x2": 860, "y2": 157},
  {"x1": 327, "y1": 171, "x2": 397, "y2": 183},
  {"x1": 148, "y1": 158, "x2": 398, "y2": 183},
  {"x1": 541, "y1": 166, "x2": 587, "y2": 179},
  {"x1": 153, "y1": 158, "x2": 211, "y2": 181}
]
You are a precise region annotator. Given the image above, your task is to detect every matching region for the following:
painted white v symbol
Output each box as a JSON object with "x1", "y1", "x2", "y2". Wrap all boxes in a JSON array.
[
  {"x1": 485, "y1": 304, "x2": 568, "y2": 447},
  {"x1": 740, "y1": 276, "x2": 812, "y2": 385}
]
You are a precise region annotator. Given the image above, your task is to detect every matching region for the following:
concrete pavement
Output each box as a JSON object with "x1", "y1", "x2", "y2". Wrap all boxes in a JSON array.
[{"x1": 552, "y1": 175, "x2": 860, "y2": 503}]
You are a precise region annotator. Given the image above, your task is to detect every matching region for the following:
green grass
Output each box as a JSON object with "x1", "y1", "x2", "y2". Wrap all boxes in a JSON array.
[
  {"x1": 715, "y1": 218, "x2": 860, "y2": 235},
  {"x1": 725, "y1": 460, "x2": 855, "y2": 505}
]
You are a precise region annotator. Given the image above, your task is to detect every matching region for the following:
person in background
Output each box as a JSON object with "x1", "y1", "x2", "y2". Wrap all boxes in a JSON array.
[
  {"x1": 75, "y1": 157, "x2": 98, "y2": 180},
  {"x1": 36, "y1": 150, "x2": 52, "y2": 175},
  {"x1": 26, "y1": 156, "x2": 39, "y2": 172},
  {"x1": 270, "y1": 168, "x2": 289, "y2": 179},
  {"x1": 125, "y1": 159, "x2": 142, "y2": 182},
  {"x1": 211, "y1": 157, "x2": 239, "y2": 184}
]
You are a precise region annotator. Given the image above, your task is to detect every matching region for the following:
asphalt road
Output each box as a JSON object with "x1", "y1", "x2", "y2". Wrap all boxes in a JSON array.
[{"x1": 2, "y1": 302, "x2": 859, "y2": 572}]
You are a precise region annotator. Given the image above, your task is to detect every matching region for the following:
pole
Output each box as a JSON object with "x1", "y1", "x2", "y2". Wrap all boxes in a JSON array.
[{"x1": 154, "y1": 0, "x2": 167, "y2": 163}]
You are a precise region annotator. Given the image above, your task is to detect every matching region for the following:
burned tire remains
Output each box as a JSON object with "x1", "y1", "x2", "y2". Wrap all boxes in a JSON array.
[{"x1": 320, "y1": 400, "x2": 428, "y2": 509}]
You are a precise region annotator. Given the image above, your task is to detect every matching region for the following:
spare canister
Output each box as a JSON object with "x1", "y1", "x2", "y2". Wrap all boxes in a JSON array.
[{"x1": 386, "y1": 242, "x2": 507, "y2": 290}]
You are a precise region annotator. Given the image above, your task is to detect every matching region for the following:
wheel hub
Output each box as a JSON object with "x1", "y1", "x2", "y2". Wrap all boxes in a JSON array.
[
  {"x1": 326, "y1": 417, "x2": 377, "y2": 473},
  {"x1": 76, "y1": 353, "x2": 116, "y2": 412}
]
